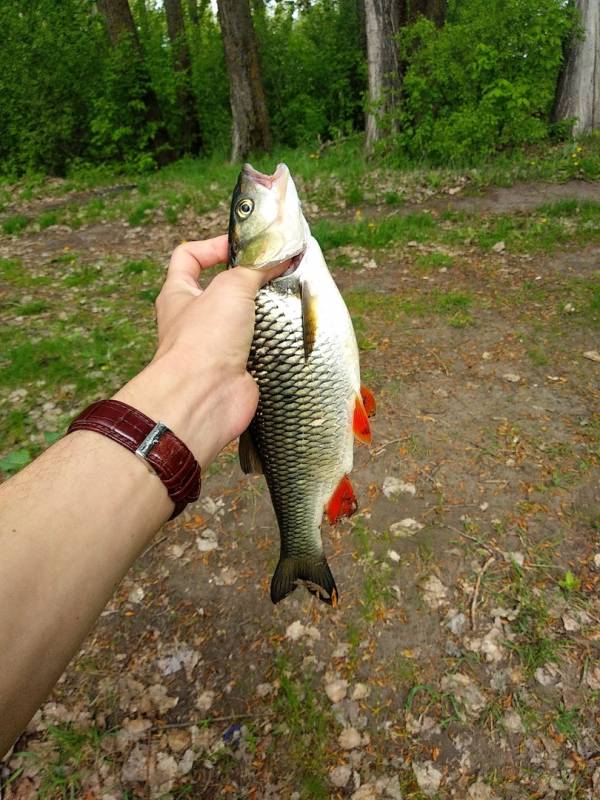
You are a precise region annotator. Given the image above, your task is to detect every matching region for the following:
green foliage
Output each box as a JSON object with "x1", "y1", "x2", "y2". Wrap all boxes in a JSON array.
[{"x1": 388, "y1": 0, "x2": 576, "y2": 163}]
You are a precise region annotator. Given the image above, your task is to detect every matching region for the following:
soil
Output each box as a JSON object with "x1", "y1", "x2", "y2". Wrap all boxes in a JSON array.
[{"x1": 1, "y1": 179, "x2": 599, "y2": 800}]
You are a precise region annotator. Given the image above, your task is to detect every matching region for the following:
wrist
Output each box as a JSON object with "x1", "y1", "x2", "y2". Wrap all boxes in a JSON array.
[{"x1": 112, "y1": 352, "x2": 223, "y2": 469}]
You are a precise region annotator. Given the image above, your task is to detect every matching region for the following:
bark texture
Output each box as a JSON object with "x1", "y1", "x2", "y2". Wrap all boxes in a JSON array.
[
  {"x1": 217, "y1": 0, "x2": 271, "y2": 161},
  {"x1": 96, "y1": 0, "x2": 139, "y2": 48},
  {"x1": 554, "y1": 0, "x2": 600, "y2": 135},
  {"x1": 365, "y1": 0, "x2": 402, "y2": 150},
  {"x1": 165, "y1": 0, "x2": 202, "y2": 154}
]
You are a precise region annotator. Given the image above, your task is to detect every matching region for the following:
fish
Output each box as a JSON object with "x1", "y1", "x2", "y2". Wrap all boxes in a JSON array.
[{"x1": 228, "y1": 163, "x2": 375, "y2": 606}]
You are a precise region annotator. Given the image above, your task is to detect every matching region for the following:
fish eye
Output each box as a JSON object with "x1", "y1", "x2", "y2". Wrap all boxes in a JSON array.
[{"x1": 236, "y1": 198, "x2": 254, "y2": 219}]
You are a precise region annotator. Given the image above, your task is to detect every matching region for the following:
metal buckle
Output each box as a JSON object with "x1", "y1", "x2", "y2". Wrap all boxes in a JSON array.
[{"x1": 135, "y1": 421, "x2": 170, "y2": 472}]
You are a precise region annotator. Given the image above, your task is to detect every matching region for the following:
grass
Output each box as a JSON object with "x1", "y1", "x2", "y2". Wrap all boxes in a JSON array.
[
  {"x1": 273, "y1": 657, "x2": 331, "y2": 799},
  {"x1": 2, "y1": 213, "x2": 29, "y2": 235}
]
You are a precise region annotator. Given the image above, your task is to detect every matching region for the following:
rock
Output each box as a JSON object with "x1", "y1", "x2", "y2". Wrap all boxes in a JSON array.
[
  {"x1": 467, "y1": 779, "x2": 498, "y2": 799},
  {"x1": 339, "y1": 727, "x2": 362, "y2": 750},
  {"x1": 375, "y1": 775, "x2": 403, "y2": 799},
  {"x1": 325, "y1": 679, "x2": 348, "y2": 703},
  {"x1": 286, "y1": 621, "x2": 321, "y2": 641},
  {"x1": 387, "y1": 550, "x2": 401, "y2": 562},
  {"x1": 412, "y1": 761, "x2": 442, "y2": 797},
  {"x1": 256, "y1": 682, "x2": 274, "y2": 698},
  {"x1": 420, "y1": 575, "x2": 448, "y2": 609},
  {"x1": 503, "y1": 710, "x2": 524, "y2": 734},
  {"x1": 128, "y1": 585, "x2": 145, "y2": 604},
  {"x1": 352, "y1": 683, "x2": 370, "y2": 701},
  {"x1": 196, "y1": 528, "x2": 218, "y2": 552},
  {"x1": 390, "y1": 518, "x2": 424, "y2": 538},
  {"x1": 382, "y1": 476, "x2": 416, "y2": 498},
  {"x1": 563, "y1": 302, "x2": 575, "y2": 313},
  {"x1": 503, "y1": 373, "x2": 520, "y2": 383},
  {"x1": 352, "y1": 784, "x2": 377, "y2": 800},
  {"x1": 492, "y1": 241, "x2": 505, "y2": 253},
  {"x1": 593, "y1": 553, "x2": 600, "y2": 570},
  {"x1": 583, "y1": 350, "x2": 600, "y2": 363},
  {"x1": 330, "y1": 764, "x2": 352, "y2": 788},
  {"x1": 440, "y1": 673, "x2": 485, "y2": 716},
  {"x1": 446, "y1": 611, "x2": 467, "y2": 636}
]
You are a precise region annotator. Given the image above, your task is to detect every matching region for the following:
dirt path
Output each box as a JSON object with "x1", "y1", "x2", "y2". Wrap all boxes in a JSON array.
[{"x1": 1, "y1": 178, "x2": 599, "y2": 800}]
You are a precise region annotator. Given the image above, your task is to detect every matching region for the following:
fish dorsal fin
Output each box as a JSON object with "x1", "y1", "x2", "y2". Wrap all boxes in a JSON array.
[
  {"x1": 300, "y1": 279, "x2": 318, "y2": 361},
  {"x1": 239, "y1": 429, "x2": 263, "y2": 474}
]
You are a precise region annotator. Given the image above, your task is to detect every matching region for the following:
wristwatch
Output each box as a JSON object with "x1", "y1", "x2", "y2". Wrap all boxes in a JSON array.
[{"x1": 67, "y1": 399, "x2": 201, "y2": 519}]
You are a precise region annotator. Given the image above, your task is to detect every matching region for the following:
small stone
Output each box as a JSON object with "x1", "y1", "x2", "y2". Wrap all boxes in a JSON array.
[
  {"x1": 467, "y1": 779, "x2": 498, "y2": 800},
  {"x1": 390, "y1": 518, "x2": 424, "y2": 538},
  {"x1": 325, "y1": 680, "x2": 348, "y2": 703},
  {"x1": 330, "y1": 764, "x2": 352, "y2": 787},
  {"x1": 420, "y1": 575, "x2": 448, "y2": 609},
  {"x1": 286, "y1": 620, "x2": 306, "y2": 641},
  {"x1": 352, "y1": 784, "x2": 377, "y2": 800},
  {"x1": 481, "y1": 351, "x2": 492, "y2": 360},
  {"x1": 583, "y1": 350, "x2": 600, "y2": 363},
  {"x1": 503, "y1": 373, "x2": 520, "y2": 383},
  {"x1": 479, "y1": 502, "x2": 489, "y2": 511},
  {"x1": 563, "y1": 302, "x2": 575, "y2": 313},
  {"x1": 503, "y1": 710, "x2": 524, "y2": 734},
  {"x1": 196, "y1": 528, "x2": 218, "y2": 552},
  {"x1": 492, "y1": 241, "x2": 505, "y2": 253},
  {"x1": 352, "y1": 683, "x2": 370, "y2": 701},
  {"x1": 338, "y1": 727, "x2": 362, "y2": 750},
  {"x1": 127, "y1": 586, "x2": 145, "y2": 604},
  {"x1": 446, "y1": 611, "x2": 467, "y2": 636},
  {"x1": 382, "y1": 476, "x2": 416, "y2": 498},
  {"x1": 593, "y1": 553, "x2": 600, "y2": 570},
  {"x1": 256, "y1": 683, "x2": 274, "y2": 698},
  {"x1": 412, "y1": 761, "x2": 442, "y2": 797},
  {"x1": 364, "y1": 259, "x2": 378, "y2": 270},
  {"x1": 387, "y1": 549, "x2": 401, "y2": 562}
]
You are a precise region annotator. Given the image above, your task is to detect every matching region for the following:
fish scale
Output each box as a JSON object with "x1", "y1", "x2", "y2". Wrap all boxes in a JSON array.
[{"x1": 248, "y1": 278, "x2": 351, "y2": 568}]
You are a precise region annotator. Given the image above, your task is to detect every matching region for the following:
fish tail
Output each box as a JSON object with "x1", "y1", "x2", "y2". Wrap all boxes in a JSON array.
[{"x1": 270, "y1": 555, "x2": 338, "y2": 607}]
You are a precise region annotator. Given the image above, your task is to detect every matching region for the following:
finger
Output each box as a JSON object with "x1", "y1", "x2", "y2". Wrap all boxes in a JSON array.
[
  {"x1": 166, "y1": 235, "x2": 229, "y2": 292},
  {"x1": 232, "y1": 258, "x2": 294, "y2": 294}
]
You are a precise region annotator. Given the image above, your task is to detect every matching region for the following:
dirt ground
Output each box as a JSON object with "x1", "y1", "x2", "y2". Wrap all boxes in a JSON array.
[{"x1": 1, "y1": 178, "x2": 599, "y2": 800}]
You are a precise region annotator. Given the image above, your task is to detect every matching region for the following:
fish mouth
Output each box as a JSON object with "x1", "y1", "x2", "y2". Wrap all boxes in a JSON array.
[
  {"x1": 277, "y1": 247, "x2": 305, "y2": 278},
  {"x1": 242, "y1": 163, "x2": 287, "y2": 190}
]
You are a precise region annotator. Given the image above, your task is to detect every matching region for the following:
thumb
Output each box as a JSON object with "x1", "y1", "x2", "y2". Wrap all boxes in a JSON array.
[{"x1": 233, "y1": 259, "x2": 294, "y2": 294}]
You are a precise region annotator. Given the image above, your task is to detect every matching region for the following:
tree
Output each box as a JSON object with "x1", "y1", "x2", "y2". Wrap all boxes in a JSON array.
[
  {"x1": 364, "y1": 0, "x2": 447, "y2": 150},
  {"x1": 554, "y1": 0, "x2": 600, "y2": 135},
  {"x1": 217, "y1": 0, "x2": 271, "y2": 160},
  {"x1": 96, "y1": 0, "x2": 172, "y2": 162},
  {"x1": 164, "y1": 0, "x2": 202, "y2": 154}
]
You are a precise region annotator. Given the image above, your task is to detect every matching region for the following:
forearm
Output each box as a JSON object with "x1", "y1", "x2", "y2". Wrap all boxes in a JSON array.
[{"x1": 0, "y1": 355, "x2": 217, "y2": 755}]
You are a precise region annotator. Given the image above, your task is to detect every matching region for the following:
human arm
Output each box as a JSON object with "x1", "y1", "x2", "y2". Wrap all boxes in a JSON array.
[{"x1": 0, "y1": 235, "x2": 282, "y2": 756}]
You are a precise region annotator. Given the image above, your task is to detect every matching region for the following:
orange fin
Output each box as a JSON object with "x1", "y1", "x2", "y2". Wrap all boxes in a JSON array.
[
  {"x1": 360, "y1": 384, "x2": 376, "y2": 417},
  {"x1": 353, "y1": 394, "x2": 372, "y2": 444},
  {"x1": 326, "y1": 475, "x2": 357, "y2": 525}
]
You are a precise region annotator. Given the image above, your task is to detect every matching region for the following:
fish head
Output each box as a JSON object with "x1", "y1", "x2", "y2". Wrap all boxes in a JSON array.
[{"x1": 228, "y1": 163, "x2": 309, "y2": 270}]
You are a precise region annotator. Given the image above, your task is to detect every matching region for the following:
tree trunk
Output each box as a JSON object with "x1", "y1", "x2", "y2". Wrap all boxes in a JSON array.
[
  {"x1": 364, "y1": 0, "x2": 402, "y2": 151},
  {"x1": 217, "y1": 0, "x2": 271, "y2": 161},
  {"x1": 399, "y1": 0, "x2": 446, "y2": 28},
  {"x1": 165, "y1": 0, "x2": 202, "y2": 154},
  {"x1": 97, "y1": 0, "x2": 140, "y2": 47},
  {"x1": 554, "y1": 0, "x2": 600, "y2": 135},
  {"x1": 96, "y1": 0, "x2": 173, "y2": 162}
]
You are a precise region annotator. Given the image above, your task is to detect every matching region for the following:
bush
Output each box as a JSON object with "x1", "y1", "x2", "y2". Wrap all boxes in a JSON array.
[{"x1": 388, "y1": 0, "x2": 576, "y2": 164}]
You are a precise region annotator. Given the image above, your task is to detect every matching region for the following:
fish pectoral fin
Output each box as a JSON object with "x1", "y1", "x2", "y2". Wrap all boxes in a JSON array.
[
  {"x1": 239, "y1": 429, "x2": 263, "y2": 474},
  {"x1": 353, "y1": 394, "x2": 372, "y2": 444},
  {"x1": 300, "y1": 279, "x2": 318, "y2": 361},
  {"x1": 271, "y1": 555, "x2": 338, "y2": 606},
  {"x1": 326, "y1": 474, "x2": 358, "y2": 525},
  {"x1": 360, "y1": 384, "x2": 376, "y2": 417}
]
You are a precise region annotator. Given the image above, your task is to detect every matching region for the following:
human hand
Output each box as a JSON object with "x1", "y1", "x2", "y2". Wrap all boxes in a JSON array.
[{"x1": 114, "y1": 235, "x2": 286, "y2": 468}]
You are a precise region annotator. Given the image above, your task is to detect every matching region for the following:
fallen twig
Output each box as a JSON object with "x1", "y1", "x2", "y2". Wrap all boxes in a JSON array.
[{"x1": 470, "y1": 555, "x2": 495, "y2": 629}]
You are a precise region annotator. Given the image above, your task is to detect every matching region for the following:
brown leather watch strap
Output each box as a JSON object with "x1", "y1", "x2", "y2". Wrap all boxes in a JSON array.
[{"x1": 67, "y1": 399, "x2": 200, "y2": 519}]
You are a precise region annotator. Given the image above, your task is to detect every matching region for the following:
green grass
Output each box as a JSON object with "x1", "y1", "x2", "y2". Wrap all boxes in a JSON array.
[
  {"x1": 16, "y1": 299, "x2": 51, "y2": 315},
  {"x1": 273, "y1": 657, "x2": 331, "y2": 800},
  {"x1": 38, "y1": 211, "x2": 58, "y2": 229},
  {"x1": 313, "y1": 212, "x2": 438, "y2": 250},
  {"x1": 2, "y1": 213, "x2": 29, "y2": 235},
  {"x1": 415, "y1": 252, "x2": 454, "y2": 270}
]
